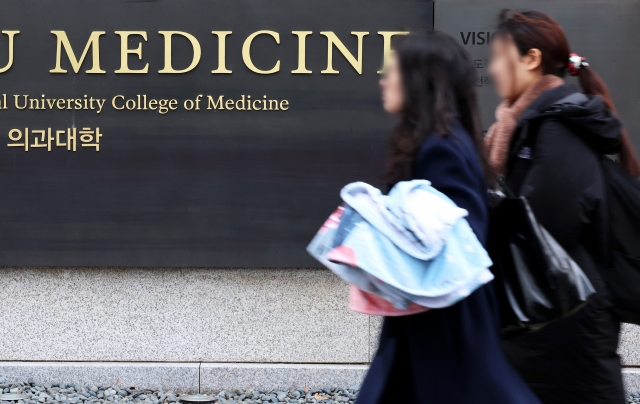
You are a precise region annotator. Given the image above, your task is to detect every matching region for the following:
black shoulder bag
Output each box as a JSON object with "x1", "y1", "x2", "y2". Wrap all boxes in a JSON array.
[{"x1": 488, "y1": 178, "x2": 596, "y2": 338}]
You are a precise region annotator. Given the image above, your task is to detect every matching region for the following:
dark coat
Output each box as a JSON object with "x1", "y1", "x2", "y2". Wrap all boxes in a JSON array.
[
  {"x1": 502, "y1": 84, "x2": 626, "y2": 404},
  {"x1": 356, "y1": 122, "x2": 540, "y2": 404}
]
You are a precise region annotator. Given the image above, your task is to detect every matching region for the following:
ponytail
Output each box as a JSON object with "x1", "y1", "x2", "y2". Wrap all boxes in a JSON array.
[
  {"x1": 577, "y1": 67, "x2": 640, "y2": 176},
  {"x1": 498, "y1": 9, "x2": 640, "y2": 177}
]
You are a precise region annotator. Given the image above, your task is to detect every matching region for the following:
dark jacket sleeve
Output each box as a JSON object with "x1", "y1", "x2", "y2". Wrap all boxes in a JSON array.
[
  {"x1": 414, "y1": 135, "x2": 489, "y2": 244},
  {"x1": 519, "y1": 118, "x2": 605, "y2": 250}
]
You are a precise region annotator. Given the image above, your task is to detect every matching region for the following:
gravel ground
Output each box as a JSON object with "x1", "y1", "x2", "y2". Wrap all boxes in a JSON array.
[
  {"x1": 0, "y1": 380, "x2": 637, "y2": 403},
  {"x1": 0, "y1": 380, "x2": 358, "y2": 404}
]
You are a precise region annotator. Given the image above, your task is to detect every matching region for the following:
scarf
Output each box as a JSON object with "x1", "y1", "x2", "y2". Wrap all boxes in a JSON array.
[{"x1": 485, "y1": 75, "x2": 564, "y2": 176}]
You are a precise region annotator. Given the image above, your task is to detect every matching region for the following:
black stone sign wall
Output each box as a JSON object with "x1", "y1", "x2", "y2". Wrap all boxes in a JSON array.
[
  {"x1": 435, "y1": 0, "x2": 640, "y2": 151},
  {"x1": 0, "y1": 0, "x2": 432, "y2": 267}
]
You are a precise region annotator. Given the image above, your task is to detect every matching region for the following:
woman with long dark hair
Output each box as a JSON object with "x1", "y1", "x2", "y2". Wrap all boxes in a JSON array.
[
  {"x1": 487, "y1": 9, "x2": 639, "y2": 404},
  {"x1": 355, "y1": 31, "x2": 540, "y2": 404}
]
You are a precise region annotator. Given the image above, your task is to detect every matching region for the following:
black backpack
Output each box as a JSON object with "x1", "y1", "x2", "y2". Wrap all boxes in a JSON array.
[
  {"x1": 543, "y1": 92, "x2": 640, "y2": 325},
  {"x1": 600, "y1": 157, "x2": 640, "y2": 324}
]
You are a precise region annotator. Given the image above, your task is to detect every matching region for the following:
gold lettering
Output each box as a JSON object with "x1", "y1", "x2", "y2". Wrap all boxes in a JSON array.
[
  {"x1": 211, "y1": 31, "x2": 232, "y2": 74},
  {"x1": 291, "y1": 31, "x2": 312, "y2": 74},
  {"x1": 115, "y1": 31, "x2": 149, "y2": 74},
  {"x1": 0, "y1": 31, "x2": 19, "y2": 73},
  {"x1": 112, "y1": 95, "x2": 124, "y2": 110},
  {"x1": 207, "y1": 95, "x2": 225, "y2": 109},
  {"x1": 157, "y1": 99, "x2": 168, "y2": 114},
  {"x1": 158, "y1": 31, "x2": 202, "y2": 74},
  {"x1": 29, "y1": 98, "x2": 40, "y2": 110},
  {"x1": 14, "y1": 95, "x2": 26, "y2": 110},
  {"x1": 125, "y1": 99, "x2": 136, "y2": 110},
  {"x1": 252, "y1": 99, "x2": 262, "y2": 110},
  {"x1": 50, "y1": 31, "x2": 106, "y2": 74},
  {"x1": 242, "y1": 30, "x2": 280, "y2": 74},
  {"x1": 280, "y1": 100, "x2": 289, "y2": 111},
  {"x1": 56, "y1": 130, "x2": 65, "y2": 146},
  {"x1": 95, "y1": 98, "x2": 105, "y2": 114},
  {"x1": 235, "y1": 95, "x2": 246, "y2": 110},
  {"x1": 320, "y1": 31, "x2": 369, "y2": 74},
  {"x1": 225, "y1": 99, "x2": 235, "y2": 110},
  {"x1": 268, "y1": 99, "x2": 278, "y2": 110},
  {"x1": 377, "y1": 31, "x2": 409, "y2": 73}
]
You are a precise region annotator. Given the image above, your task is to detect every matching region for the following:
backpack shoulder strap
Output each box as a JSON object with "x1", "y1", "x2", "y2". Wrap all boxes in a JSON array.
[
  {"x1": 512, "y1": 92, "x2": 586, "y2": 151},
  {"x1": 547, "y1": 92, "x2": 589, "y2": 110}
]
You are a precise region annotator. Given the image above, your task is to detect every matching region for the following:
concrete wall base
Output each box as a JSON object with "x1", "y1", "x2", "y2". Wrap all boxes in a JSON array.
[
  {"x1": 0, "y1": 362, "x2": 637, "y2": 394},
  {"x1": 625, "y1": 369, "x2": 640, "y2": 393},
  {"x1": 1, "y1": 269, "x2": 638, "y2": 394},
  {"x1": 0, "y1": 362, "x2": 200, "y2": 392},
  {"x1": 0, "y1": 362, "x2": 368, "y2": 393},
  {"x1": 200, "y1": 363, "x2": 367, "y2": 392}
]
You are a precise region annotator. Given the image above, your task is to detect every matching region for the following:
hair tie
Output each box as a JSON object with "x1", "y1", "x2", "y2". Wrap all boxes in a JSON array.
[{"x1": 568, "y1": 53, "x2": 589, "y2": 76}]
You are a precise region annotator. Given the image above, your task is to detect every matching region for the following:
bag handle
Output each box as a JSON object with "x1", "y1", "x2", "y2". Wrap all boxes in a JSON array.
[{"x1": 497, "y1": 176, "x2": 517, "y2": 199}]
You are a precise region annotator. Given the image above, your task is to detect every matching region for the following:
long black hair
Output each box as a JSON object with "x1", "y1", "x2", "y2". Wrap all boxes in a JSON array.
[{"x1": 385, "y1": 31, "x2": 492, "y2": 185}]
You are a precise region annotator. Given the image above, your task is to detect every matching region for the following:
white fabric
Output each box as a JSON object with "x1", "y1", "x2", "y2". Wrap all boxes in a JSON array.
[{"x1": 341, "y1": 180, "x2": 468, "y2": 260}]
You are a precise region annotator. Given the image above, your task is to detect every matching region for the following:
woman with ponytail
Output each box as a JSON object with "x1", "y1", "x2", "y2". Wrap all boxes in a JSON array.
[{"x1": 487, "y1": 9, "x2": 639, "y2": 404}]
